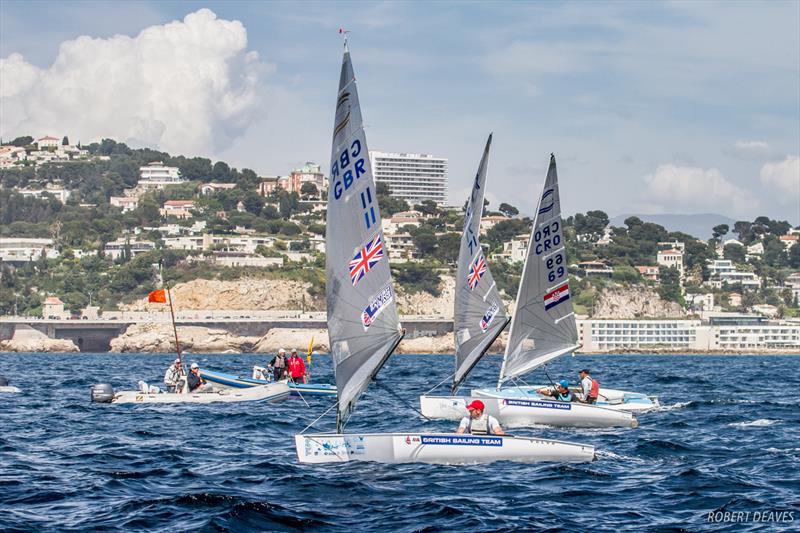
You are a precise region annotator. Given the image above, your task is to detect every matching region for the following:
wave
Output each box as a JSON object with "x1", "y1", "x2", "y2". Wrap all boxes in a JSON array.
[{"x1": 728, "y1": 419, "x2": 780, "y2": 428}]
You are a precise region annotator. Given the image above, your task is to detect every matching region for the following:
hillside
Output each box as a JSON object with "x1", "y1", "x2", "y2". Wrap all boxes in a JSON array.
[{"x1": 609, "y1": 213, "x2": 736, "y2": 240}]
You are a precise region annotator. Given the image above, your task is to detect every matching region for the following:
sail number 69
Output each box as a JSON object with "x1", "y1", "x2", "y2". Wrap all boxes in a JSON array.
[{"x1": 546, "y1": 253, "x2": 565, "y2": 282}]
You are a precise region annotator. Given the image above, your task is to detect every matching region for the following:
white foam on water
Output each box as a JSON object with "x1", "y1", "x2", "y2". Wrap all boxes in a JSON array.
[
  {"x1": 729, "y1": 419, "x2": 780, "y2": 428},
  {"x1": 595, "y1": 449, "x2": 646, "y2": 463},
  {"x1": 658, "y1": 401, "x2": 692, "y2": 411}
]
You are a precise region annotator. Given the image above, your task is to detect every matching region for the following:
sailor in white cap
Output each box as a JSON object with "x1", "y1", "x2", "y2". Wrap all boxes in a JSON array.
[
  {"x1": 269, "y1": 348, "x2": 288, "y2": 381},
  {"x1": 187, "y1": 362, "x2": 210, "y2": 392},
  {"x1": 163, "y1": 358, "x2": 183, "y2": 392}
]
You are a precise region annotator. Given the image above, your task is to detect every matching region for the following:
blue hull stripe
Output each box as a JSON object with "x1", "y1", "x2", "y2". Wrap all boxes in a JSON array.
[{"x1": 200, "y1": 369, "x2": 337, "y2": 397}]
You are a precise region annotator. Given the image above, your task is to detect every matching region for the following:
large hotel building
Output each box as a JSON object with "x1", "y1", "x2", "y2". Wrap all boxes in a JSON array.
[{"x1": 369, "y1": 151, "x2": 448, "y2": 206}]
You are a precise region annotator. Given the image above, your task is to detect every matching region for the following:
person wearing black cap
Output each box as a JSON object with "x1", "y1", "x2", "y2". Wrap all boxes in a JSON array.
[{"x1": 579, "y1": 369, "x2": 600, "y2": 404}]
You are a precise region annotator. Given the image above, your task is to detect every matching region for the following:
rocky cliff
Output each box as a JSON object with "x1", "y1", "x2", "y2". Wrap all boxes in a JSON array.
[
  {"x1": 110, "y1": 323, "x2": 260, "y2": 353},
  {"x1": 123, "y1": 278, "x2": 323, "y2": 312},
  {"x1": 593, "y1": 286, "x2": 686, "y2": 319},
  {"x1": 0, "y1": 325, "x2": 79, "y2": 352}
]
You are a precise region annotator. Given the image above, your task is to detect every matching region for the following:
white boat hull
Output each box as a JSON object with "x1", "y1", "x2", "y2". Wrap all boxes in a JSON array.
[
  {"x1": 295, "y1": 432, "x2": 595, "y2": 464},
  {"x1": 472, "y1": 385, "x2": 659, "y2": 412},
  {"x1": 0, "y1": 386, "x2": 21, "y2": 393},
  {"x1": 110, "y1": 382, "x2": 291, "y2": 404},
  {"x1": 420, "y1": 395, "x2": 637, "y2": 428}
]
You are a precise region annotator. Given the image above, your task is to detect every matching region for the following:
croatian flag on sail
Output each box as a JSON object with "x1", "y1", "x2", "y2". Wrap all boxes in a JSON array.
[
  {"x1": 543, "y1": 283, "x2": 570, "y2": 310},
  {"x1": 349, "y1": 234, "x2": 384, "y2": 286},
  {"x1": 467, "y1": 253, "x2": 487, "y2": 290}
]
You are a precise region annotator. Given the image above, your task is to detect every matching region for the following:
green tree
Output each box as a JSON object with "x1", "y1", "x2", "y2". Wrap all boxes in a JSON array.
[
  {"x1": 574, "y1": 210, "x2": 609, "y2": 241},
  {"x1": 724, "y1": 242, "x2": 746, "y2": 264},
  {"x1": 62, "y1": 136, "x2": 69, "y2": 146},
  {"x1": 658, "y1": 266, "x2": 684, "y2": 305},
  {"x1": 612, "y1": 265, "x2": 641, "y2": 284},
  {"x1": 498, "y1": 203, "x2": 519, "y2": 218},
  {"x1": 9, "y1": 136, "x2": 33, "y2": 147},
  {"x1": 376, "y1": 181, "x2": 410, "y2": 216},
  {"x1": 712, "y1": 224, "x2": 729, "y2": 243}
]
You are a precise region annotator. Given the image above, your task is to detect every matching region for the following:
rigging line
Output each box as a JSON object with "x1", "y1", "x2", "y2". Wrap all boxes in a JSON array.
[
  {"x1": 424, "y1": 370, "x2": 456, "y2": 395},
  {"x1": 374, "y1": 379, "x2": 432, "y2": 421},
  {"x1": 292, "y1": 380, "x2": 310, "y2": 408},
  {"x1": 300, "y1": 400, "x2": 339, "y2": 434}
]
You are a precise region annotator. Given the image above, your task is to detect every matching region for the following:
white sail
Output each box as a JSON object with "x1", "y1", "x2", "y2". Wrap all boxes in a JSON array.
[
  {"x1": 498, "y1": 155, "x2": 578, "y2": 386},
  {"x1": 452, "y1": 134, "x2": 510, "y2": 392},
  {"x1": 326, "y1": 41, "x2": 403, "y2": 428}
]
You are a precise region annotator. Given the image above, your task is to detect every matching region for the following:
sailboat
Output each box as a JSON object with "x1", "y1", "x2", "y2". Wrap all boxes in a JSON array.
[
  {"x1": 295, "y1": 37, "x2": 594, "y2": 464},
  {"x1": 420, "y1": 155, "x2": 640, "y2": 428},
  {"x1": 91, "y1": 287, "x2": 290, "y2": 405}
]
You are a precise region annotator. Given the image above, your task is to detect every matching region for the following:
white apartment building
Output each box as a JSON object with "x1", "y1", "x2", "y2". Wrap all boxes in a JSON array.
[
  {"x1": 384, "y1": 233, "x2": 419, "y2": 261},
  {"x1": 110, "y1": 196, "x2": 139, "y2": 212},
  {"x1": 493, "y1": 234, "x2": 530, "y2": 263},
  {"x1": 163, "y1": 234, "x2": 277, "y2": 254},
  {"x1": 17, "y1": 187, "x2": 71, "y2": 204},
  {"x1": 578, "y1": 319, "x2": 800, "y2": 351},
  {"x1": 657, "y1": 248, "x2": 684, "y2": 278},
  {"x1": 369, "y1": 152, "x2": 447, "y2": 206},
  {"x1": 706, "y1": 259, "x2": 760, "y2": 288},
  {"x1": 0, "y1": 238, "x2": 59, "y2": 263},
  {"x1": 36, "y1": 136, "x2": 61, "y2": 149},
  {"x1": 211, "y1": 252, "x2": 284, "y2": 268},
  {"x1": 138, "y1": 162, "x2": 186, "y2": 189},
  {"x1": 103, "y1": 238, "x2": 156, "y2": 260},
  {"x1": 160, "y1": 200, "x2": 195, "y2": 219}
]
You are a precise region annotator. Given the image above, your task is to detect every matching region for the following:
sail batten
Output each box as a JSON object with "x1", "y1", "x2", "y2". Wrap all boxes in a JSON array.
[
  {"x1": 452, "y1": 135, "x2": 510, "y2": 392},
  {"x1": 498, "y1": 155, "x2": 578, "y2": 386},
  {"x1": 327, "y1": 47, "x2": 402, "y2": 426}
]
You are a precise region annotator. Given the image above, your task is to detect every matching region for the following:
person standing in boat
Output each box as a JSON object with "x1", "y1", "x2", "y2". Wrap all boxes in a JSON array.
[
  {"x1": 537, "y1": 380, "x2": 576, "y2": 402},
  {"x1": 456, "y1": 400, "x2": 504, "y2": 435},
  {"x1": 287, "y1": 349, "x2": 307, "y2": 384},
  {"x1": 269, "y1": 349, "x2": 288, "y2": 381},
  {"x1": 578, "y1": 369, "x2": 600, "y2": 404},
  {"x1": 163, "y1": 358, "x2": 183, "y2": 392}
]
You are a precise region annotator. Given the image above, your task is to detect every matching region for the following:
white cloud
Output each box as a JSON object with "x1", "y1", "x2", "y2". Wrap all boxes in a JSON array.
[
  {"x1": 725, "y1": 140, "x2": 771, "y2": 159},
  {"x1": 760, "y1": 155, "x2": 800, "y2": 203},
  {"x1": 0, "y1": 9, "x2": 268, "y2": 156},
  {"x1": 643, "y1": 164, "x2": 754, "y2": 215}
]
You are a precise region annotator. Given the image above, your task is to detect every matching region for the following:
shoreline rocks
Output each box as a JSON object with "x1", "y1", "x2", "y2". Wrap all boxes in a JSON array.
[
  {"x1": 110, "y1": 323, "x2": 259, "y2": 353},
  {"x1": 0, "y1": 325, "x2": 79, "y2": 353}
]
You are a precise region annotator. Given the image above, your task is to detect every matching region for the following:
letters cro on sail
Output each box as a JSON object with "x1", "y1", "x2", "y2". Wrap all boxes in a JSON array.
[
  {"x1": 325, "y1": 43, "x2": 402, "y2": 425},
  {"x1": 499, "y1": 155, "x2": 578, "y2": 386}
]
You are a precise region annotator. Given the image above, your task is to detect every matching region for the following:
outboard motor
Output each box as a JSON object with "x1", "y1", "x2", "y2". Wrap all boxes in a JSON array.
[
  {"x1": 0, "y1": 376, "x2": 9, "y2": 387},
  {"x1": 90, "y1": 383, "x2": 115, "y2": 403}
]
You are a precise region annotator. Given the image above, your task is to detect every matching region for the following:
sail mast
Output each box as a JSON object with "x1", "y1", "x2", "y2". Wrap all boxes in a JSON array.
[
  {"x1": 451, "y1": 134, "x2": 510, "y2": 393},
  {"x1": 326, "y1": 36, "x2": 402, "y2": 430},
  {"x1": 497, "y1": 154, "x2": 578, "y2": 388}
]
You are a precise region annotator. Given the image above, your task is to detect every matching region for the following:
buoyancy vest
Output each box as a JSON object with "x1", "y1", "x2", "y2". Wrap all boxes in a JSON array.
[
  {"x1": 273, "y1": 355, "x2": 286, "y2": 368},
  {"x1": 468, "y1": 414, "x2": 489, "y2": 435},
  {"x1": 589, "y1": 378, "x2": 600, "y2": 399},
  {"x1": 555, "y1": 390, "x2": 574, "y2": 402}
]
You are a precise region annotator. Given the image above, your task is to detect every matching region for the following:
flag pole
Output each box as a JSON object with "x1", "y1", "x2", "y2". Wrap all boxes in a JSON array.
[{"x1": 166, "y1": 286, "x2": 183, "y2": 372}]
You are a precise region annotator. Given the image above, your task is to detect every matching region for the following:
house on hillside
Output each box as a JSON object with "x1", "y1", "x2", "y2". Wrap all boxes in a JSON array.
[
  {"x1": 160, "y1": 200, "x2": 195, "y2": 219},
  {"x1": 657, "y1": 248, "x2": 684, "y2": 280},
  {"x1": 479, "y1": 215, "x2": 510, "y2": 235},
  {"x1": 110, "y1": 196, "x2": 139, "y2": 213},
  {"x1": 36, "y1": 136, "x2": 60, "y2": 149},
  {"x1": 43, "y1": 295, "x2": 67, "y2": 319},
  {"x1": 636, "y1": 265, "x2": 660, "y2": 282},
  {"x1": 200, "y1": 182, "x2": 236, "y2": 195}
]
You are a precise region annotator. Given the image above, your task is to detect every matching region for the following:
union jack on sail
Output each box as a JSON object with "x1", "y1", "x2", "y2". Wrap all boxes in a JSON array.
[
  {"x1": 349, "y1": 234, "x2": 384, "y2": 286},
  {"x1": 467, "y1": 253, "x2": 487, "y2": 290}
]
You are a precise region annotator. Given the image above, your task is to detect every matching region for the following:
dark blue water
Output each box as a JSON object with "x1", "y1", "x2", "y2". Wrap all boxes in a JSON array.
[{"x1": 1, "y1": 353, "x2": 798, "y2": 532}]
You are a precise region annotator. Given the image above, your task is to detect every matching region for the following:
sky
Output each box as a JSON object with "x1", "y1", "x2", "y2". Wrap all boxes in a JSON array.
[{"x1": 1, "y1": 0, "x2": 798, "y2": 223}]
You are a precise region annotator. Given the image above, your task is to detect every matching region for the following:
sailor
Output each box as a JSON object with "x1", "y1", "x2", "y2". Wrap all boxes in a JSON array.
[
  {"x1": 287, "y1": 349, "x2": 307, "y2": 384},
  {"x1": 456, "y1": 400, "x2": 504, "y2": 436},
  {"x1": 578, "y1": 369, "x2": 600, "y2": 404},
  {"x1": 537, "y1": 380, "x2": 575, "y2": 402},
  {"x1": 269, "y1": 349, "x2": 288, "y2": 381},
  {"x1": 163, "y1": 358, "x2": 182, "y2": 392},
  {"x1": 187, "y1": 363, "x2": 211, "y2": 392}
]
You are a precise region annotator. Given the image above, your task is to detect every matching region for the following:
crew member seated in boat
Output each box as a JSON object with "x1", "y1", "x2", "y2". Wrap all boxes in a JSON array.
[
  {"x1": 269, "y1": 349, "x2": 288, "y2": 381},
  {"x1": 578, "y1": 369, "x2": 600, "y2": 404},
  {"x1": 456, "y1": 400, "x2": 504, "y2": 436},
  {"x1": 537, "y1": 380, "x2": 576, "y2": 402},
  {"x1": 163, "y1": 358, "x2": 182, "y2": 392},
  {"x1": 288, "y1": 349, "x2": 307, "y2": 384},
  {"x1": 187, "y1": 363, "x2": 211, "y2": 392}
]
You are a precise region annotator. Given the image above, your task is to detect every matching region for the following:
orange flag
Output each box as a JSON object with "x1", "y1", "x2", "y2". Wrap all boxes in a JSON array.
[{"x1": 148, "y1": 289, "x2": 167, "y2": 303}]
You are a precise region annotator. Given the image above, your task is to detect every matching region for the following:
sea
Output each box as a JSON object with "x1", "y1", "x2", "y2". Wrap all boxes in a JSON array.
[{"x1": 0, "y1": 352, "x2": 798, "y2": 532}]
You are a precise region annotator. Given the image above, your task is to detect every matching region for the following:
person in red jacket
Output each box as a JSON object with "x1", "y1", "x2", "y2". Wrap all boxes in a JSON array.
[
  {"x1": 579, "y1": 369, "x2": 600, "y2": 404},
  {"x1": 287, "y1": 348, "x2": 307, "y2": 384}
]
